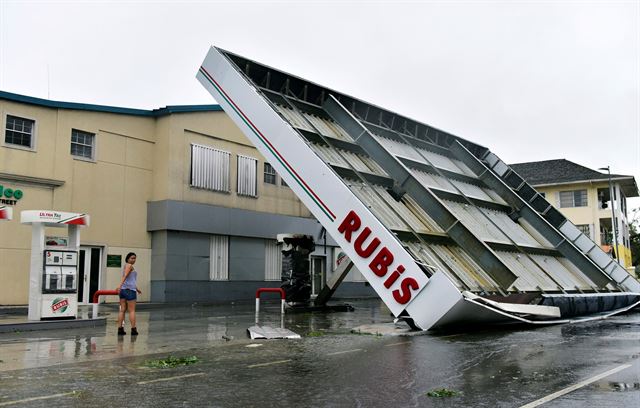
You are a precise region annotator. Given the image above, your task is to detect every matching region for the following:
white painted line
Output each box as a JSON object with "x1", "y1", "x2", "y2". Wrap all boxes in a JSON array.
[
  {"x1": 327, "y1": 348, "x2": 363, "y2": 356},
  {"x1": 137, "y1": 372, "x2": 206, "y2": 385},
  {"x1": 247, "y1": 359, "x2": 292, "y2": 368},
  {"x1": 519, "y1": 364, "x2": 632, "y2": 408},
  {"x1": 385, "y1": 341, "x2": 411, "y2": 347},
  {"x1": 0, "y1": 392, "x2": 76, "y2": 406}
]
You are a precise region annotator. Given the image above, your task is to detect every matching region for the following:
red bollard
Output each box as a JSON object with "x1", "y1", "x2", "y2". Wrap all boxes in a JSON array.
[{"x1": 91, "y1": 289, "x2": 119, "y2": 318}]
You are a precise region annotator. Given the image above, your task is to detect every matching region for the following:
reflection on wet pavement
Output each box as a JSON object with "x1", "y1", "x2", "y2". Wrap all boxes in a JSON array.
[
  {"x1": 0, "y1": 300, "x2": 392, "y2": 371},
  {"x1": 0, "y1": 301, "x2": 638, "y2": 408}
]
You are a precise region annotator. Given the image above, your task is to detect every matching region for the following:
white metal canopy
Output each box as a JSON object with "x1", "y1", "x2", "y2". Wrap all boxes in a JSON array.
[{"x1": 197, "y1": 47, "x2": 639, "y2": 329}]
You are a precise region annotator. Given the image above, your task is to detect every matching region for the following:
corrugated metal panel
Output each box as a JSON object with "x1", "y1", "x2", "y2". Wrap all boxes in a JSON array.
[
  {"x1": 304, "y1": 113, "x2": 353, "y2": 141},
  {"x1": 531, "y1": 255, "x2": 597, "y2": 290},
  {"x1": 348, "y1": 181, "x2": 438, "y2": 233},
  {"x1": 237, "y1": 155, "x2": 258, "y2": 197},
  {"x1": 445, "y1": 200, "x2": 510, "y2": 243},
  {"x1": 405, "y1": 242, "x2": 500, "y2": 292},
  {"x1": 210, "y1": 235, "x2": 229, "y2": 281},
  {"x1": 412, "y1": 169, "x2": 504, "y2": 203},
  {"x1": 497, "y1": 251, "x2": 559, "y2": 291},
  {"x1": 264, "y1": 240, "x2": 281, "y2": 281},
  {"x1": 444, "y1": 200, "x2": 544, "y2": 247},
  {"x1": 372, "y1": 135, "x2": 474, "y2": 176},
  {"x1": 373, "y1": 135, "x2": 423, "y2": 161},
  {"x1": 275, "y1": 105, "x2": 312, "y2": 131},
  {"x1": 360, "y1": 155, "x2": 388, "y2": 175},
  {"x1": 322, "y1": 118, "x2": 352, "y2": 141},
  {"x1": 311, "y1": 144, "x2": 376, "y2": 173},
  {"x1": 276, "y1": 105, "x2": 355, "y2": 141},
  {"x1": 400, "y1": 194, "x2": 444, "y2": 232},
  {"x1": 496, "y1": 252, "x2": 597, "y2": 292},
  {"x1": 191, "y1": 144, "x2": 230, "y2": 192}
]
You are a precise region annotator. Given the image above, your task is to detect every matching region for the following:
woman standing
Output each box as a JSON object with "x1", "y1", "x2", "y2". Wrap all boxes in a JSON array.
[{"x1": 116, "y1": 252, "x2": 141, "y2": 336}]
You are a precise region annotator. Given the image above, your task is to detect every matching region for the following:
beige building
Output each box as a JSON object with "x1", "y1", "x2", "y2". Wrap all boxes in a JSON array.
[
  {"x1": 0, "y1": 91, "x2": 370, "y2": 306},
  {"x1": 511, "y1": 159, "x2": 638, "y2": 269}
]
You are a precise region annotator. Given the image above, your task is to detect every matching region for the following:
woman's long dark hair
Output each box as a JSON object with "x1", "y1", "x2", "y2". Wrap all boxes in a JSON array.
[{"x1": 125, "y1": 252, "x2": 137, "y2": 263}]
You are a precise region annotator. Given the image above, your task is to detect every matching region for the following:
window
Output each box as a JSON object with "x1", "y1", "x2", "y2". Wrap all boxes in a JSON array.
[
  {"x1": 70, "y1": 129, "x2": 95, "y2": 159},
  {"x1": 559, "y1": 189, "x2": 587, "y2": 208},
  {"x1": 264, "y1": 240, "x2": 281, "y2": 281},
  {"x1": 4, "y1": 115, "x2": 35, "y2": 148},
  {"x1": 264, "y1": 163, "x2": 276, "y2": 185},
  {"x1": 210, "y1": 235, "x2": 229, "y2": 281},
  {"x1": 576, "y1": 224, "x2": 590, "y2": 237},
  {"x1": 190, "y1": 144, "x2": 230, "y2": 192},
  {"x1": 539, "y1": 192, "x2": 546, "y2": 198},
  {"x1": 237, "y1": 155, "x2": 258, "y2": 197},
  {"x1": 280, "y1": 177, "x2": 289, "y2": 187}
]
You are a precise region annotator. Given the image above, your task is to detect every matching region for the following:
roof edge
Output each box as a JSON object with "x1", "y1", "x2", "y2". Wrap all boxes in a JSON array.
[{"x1": 0, "y1": 90, "x2": 222, "y2": 117}]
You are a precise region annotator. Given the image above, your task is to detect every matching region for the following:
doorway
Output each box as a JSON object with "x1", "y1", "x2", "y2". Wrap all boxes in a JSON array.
[
  {"x1": 78, "y1": 246, "x2": 102, "y2": 304},
  {"x1": 310, "y1": 256, "x2": 326, "y2": 296}
]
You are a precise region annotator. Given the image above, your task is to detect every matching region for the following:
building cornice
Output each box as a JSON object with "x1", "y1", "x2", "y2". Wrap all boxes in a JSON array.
[{"x1": 0, "y1": 172, "x2": 65, "y2": 188}]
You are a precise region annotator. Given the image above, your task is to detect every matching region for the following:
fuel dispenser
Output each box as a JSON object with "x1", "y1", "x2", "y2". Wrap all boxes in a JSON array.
[
  {"x1": 21, "y1": 210, "x2": 90, "y2": 320},
  {"x1": 41, "y1": 250, "x2": 79, "y2": 317}
]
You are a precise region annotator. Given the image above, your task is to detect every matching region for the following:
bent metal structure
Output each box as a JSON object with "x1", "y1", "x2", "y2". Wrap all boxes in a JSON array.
[{"x1": 197, "y1": 47, "x2": 640, "y2": 330}]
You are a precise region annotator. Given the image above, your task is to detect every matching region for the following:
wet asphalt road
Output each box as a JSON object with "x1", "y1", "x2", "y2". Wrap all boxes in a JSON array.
[{"x1": 0, "y1": 300, "x2": 638, "y2": 407}]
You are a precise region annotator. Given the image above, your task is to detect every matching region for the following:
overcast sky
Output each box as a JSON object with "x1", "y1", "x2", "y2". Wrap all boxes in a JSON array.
[{"x1": 1, "y1": 0, "x2": 638, "y2": 212}]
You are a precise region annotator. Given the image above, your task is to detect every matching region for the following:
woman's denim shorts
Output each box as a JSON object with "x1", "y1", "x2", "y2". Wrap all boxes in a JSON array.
[{"x1": 119, "y1": 289, "x2": 137, "y2": 301}]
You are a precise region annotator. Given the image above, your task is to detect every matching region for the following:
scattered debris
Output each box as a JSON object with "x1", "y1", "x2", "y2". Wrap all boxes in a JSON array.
[
  {"x1": 144, "y1": 355, "x2": 199, "y2": 368},
  {"x1": 245, "y1": 343, "x2": 263, "y2": 348},
  {"x1": 426, "y1": 388, "x2": 458, "y2": 398}
]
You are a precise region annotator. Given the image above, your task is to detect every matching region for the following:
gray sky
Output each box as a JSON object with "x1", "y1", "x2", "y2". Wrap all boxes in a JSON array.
[{"x1": 1, "y1": 0, "x2": 639, "y2": 213}]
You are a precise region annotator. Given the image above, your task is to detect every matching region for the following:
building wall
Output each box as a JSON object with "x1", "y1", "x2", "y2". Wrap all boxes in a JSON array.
[
  {"x1": 0, "y1": 99, "x2": 155, "y2": 304},
  {"x1": 0, "y1": 95, "x2": 376, "y2": 306},
  {"x1": 155, "y1": 111, "x2": 311, "y2": 217},
  {"x1": 535, "y1": 181, "x2": 633, "y2": 268},
  {"x1": 147, "y1": 200, "x2": 375, "y2": 302}
]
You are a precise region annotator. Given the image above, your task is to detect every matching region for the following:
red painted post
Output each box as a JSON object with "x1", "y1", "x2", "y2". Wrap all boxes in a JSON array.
[
  {"x1": 92, "y1": 289, "x2": 119, "y2": 304},
  {"x1": 255, "y1": 288, "x2": 286, "y2": 321},
  {"x1": 91, "y1": 289, "x2": 119, "y2": 319}
]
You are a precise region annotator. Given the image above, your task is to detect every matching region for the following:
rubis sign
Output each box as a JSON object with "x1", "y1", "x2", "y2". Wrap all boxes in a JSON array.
[
  {"x1": 51, "y1": 297, "x2": 69, "y2": 313},
  {"x1": 338, "y1": 210, "x2": 420, "y2": 305}
]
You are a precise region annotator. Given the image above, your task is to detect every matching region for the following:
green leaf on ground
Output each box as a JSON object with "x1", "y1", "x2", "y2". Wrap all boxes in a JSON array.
[
  {"x1": 307, "y1": 331, "x2": 325, "y2": 337},
  {"x1": 427, "y1": 388, "x2": 458, "y2": 397},
  {"x1": 144, "y1": 355, "x2": 199, "y2": 368}
]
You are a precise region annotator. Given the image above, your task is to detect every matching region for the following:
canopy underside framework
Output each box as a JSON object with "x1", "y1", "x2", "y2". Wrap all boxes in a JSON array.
[{"x1": 198, "y1": 48, "x2": 640, "y2": 329}]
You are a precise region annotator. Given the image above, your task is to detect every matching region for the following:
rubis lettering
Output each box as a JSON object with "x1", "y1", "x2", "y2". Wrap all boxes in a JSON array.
[
  {"x1": 383, "y1": 265, "x2": 405, "y2": 288},
  {"x1": 337, "y1": 209, "x2": 420, "y2": 305},
  {"x1": 354, "y1": 227, "x2": 381, "y2": 257},
  {"x1": 393, "y1": 278, "x2": 419, "y2": 304},
  {"x1": 338, "y1": 210, "x2": 360, "y2": 242},
  {"x1": 369, "y1": 247, "x2": 393, "y2": 277}
]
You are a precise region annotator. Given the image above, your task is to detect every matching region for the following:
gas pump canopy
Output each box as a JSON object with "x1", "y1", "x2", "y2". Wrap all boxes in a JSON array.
[
  {"x1": 21, "y1": 210, "x2": 90, "y2": 227},
  {"x1": 197, "y1": 47, "x2": 640, "y2": 330},
  {"x1": 20, "y1": 210, "x2": 89, "y2": 321}
]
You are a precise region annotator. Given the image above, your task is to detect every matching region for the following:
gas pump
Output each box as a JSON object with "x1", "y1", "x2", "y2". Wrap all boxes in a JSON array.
[
  {"x1": 40, "y1": 249, "x2": 79, "y2": 318},
  {"x1": 21, "y1": 210, "x2": 89, "y2": 320}
]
